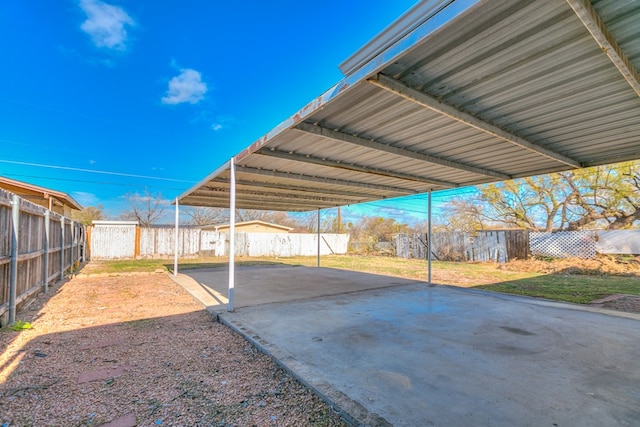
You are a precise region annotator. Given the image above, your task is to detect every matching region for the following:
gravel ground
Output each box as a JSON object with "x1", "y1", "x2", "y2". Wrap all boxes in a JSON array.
[{"x1": 0, "y1": 274, "x2": 347, "y2": 427}]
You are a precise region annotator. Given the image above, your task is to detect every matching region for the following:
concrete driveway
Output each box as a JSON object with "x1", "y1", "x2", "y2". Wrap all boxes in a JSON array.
[{"x1": 173, "y1": 265, "x2": 640, "y2": 426}]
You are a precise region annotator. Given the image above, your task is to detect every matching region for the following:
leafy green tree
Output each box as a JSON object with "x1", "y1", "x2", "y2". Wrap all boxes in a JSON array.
[
  {"x1": 475, "y1": 161, "x2": 640, "y2": 231},
  {"x1": 72, "y1": 205, "x2": 105, "y2": 226}
]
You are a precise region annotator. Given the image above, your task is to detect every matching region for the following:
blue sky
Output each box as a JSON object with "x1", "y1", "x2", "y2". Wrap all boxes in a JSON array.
[{"x1": 0, "y1": 0, "x2": 461, "y2": 224}]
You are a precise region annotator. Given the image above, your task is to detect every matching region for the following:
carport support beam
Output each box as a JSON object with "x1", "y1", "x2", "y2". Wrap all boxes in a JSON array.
[
  {"x1": 228, "y1": 157, "x2": 236, "y2": 311},
  {"x1": 173, "y1": 198, "x2": 179, "y2": 276},
  {"x1": 317, "y1": 208, "x2": 321, "y2": 267},
  {"x1": 428, "y1": 189, "x2": 432, "y2": 285}
]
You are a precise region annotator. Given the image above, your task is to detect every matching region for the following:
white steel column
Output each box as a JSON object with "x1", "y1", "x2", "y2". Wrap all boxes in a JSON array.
[
  {"x1": 228, "y1": 158, "x2": 236, "y2": 311},
  {"x1": 428, "y1": 189, "x2": 432, "y2": 285},
  {"x1": 317, "y1": 208, "x2": 321, "y2": 267},
  {"x1": 173, "y1": 197, "x2": 179, "y2": 276}
]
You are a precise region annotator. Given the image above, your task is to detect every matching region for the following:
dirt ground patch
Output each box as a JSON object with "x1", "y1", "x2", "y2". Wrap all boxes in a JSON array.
[{"x1": 0, "y1": 274, "x2": 346, "y2": 427}]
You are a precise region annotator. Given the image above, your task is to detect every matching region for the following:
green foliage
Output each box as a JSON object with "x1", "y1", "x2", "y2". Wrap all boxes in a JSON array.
[
  {"x1": 466, "y1": 161, "x2": 640, "y2": 231},
  {"x1": 72, "y1": 205, "x2": 105, "y2": 226},
  {"x1": 10, "y1": 320, "x2": 33, "y2": 331}
]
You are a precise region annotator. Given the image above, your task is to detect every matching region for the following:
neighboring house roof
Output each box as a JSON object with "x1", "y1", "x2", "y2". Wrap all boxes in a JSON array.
[
  {"x1": 0, "y1": 176, "x2": 83, "y2": 211},
  {"x1": 204, "y1": 220, "x2": 293, "y2": 232}
]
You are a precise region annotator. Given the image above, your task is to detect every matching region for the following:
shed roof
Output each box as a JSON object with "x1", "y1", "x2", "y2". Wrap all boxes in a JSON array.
[
  {"x1": 179, "y1": 0, "x2": 640, "y2": 212},
  {"x1": 0, "y1": 175, "x2": 83, "y2": 211}
]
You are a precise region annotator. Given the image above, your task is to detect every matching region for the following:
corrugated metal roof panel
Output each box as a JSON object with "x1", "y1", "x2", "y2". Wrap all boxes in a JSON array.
[{"x1": 179, "y1": 0, "x2": 640, "y2": 212}]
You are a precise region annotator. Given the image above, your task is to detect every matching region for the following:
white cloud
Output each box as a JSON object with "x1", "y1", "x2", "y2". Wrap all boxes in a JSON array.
[
  {"x1": 162, "y1": 69, "x2": 208, "y2": 105},
  {"x1": 79, "y1": 0, "x2": 134, "y2": 51},
  {"x1": 211, "y1": 115, "x2": 235, "y2": 131}
]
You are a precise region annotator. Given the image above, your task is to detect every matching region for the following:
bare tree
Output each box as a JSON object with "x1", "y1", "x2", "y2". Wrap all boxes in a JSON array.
[
  {"x1": 121, "y1": 190, "x2": 167, "y2": 227},
  {"x1": 183, "y1": 207, "x2": 228, "y2": 226}
]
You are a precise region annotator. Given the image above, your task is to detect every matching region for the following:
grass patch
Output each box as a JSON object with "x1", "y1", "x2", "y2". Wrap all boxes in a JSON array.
[
  {"x1": 475, "y1": 275, "x2": 640, "y2": 304},
  {"x1": 81, "y1": 259, "x2": 169, "y2": 274}
]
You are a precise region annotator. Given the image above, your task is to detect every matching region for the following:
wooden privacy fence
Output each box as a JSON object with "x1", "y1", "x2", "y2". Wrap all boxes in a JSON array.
[
  {"x1": 398, "y1": 229, "x2": 640, "y2": 261},
  {"x1": 0, "y1": 189, "x2": 86, "y2": 326},
  {"x1": 397, "y1": 230, "x2": 530, "y2": 262},
  {"x1": 89, "y1": 224, "x2": 349, "y2": 259}
]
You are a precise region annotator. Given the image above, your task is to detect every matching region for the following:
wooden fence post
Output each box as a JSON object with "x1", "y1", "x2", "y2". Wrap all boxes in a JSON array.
[
  {"x1": 134, "y1": 226, "x2": 141, "y2": 259},
  {"x1": 9, "y1": 194, "x2": 19, "y2": 325},
  {"x1": 44, "y1": 210, "x2": 50, "y2": 293},
  {"x1": 87, "y1": 225, "x2": 92, "y2": 260},
  {"x1": 60, "y1": 217, "x2": 65, "y2": 280}
]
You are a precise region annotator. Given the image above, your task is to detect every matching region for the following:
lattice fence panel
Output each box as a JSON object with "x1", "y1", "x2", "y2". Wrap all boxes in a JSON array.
[{"x1": 530, "y1": 231, "x2": 596, "y2": 259}]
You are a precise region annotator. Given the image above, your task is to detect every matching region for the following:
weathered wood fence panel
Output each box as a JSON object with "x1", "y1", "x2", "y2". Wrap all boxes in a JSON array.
[
  {"x1": 398, "y1": 232, "x2": 507, "y2": 262},
  {"x1": 398, "y1": 229, "x2": 640, "y2": 260},
  {"x1": 0, "y1": 188, "x2": 85, "y2": 326}
]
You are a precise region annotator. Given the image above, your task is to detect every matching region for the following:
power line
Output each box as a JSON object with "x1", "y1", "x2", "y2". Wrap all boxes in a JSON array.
[
  {"x1": 0, "y1": 159, "x2": 197, "y2": 183},
  {"x1": 2, "y1": 173, "x2": 188, "y2": 192}
]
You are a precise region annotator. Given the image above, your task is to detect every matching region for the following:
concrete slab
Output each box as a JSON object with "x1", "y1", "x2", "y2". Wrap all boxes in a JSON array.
[
  {"x1": 174, "y1": 265, "x2": 421, "y2": 311},
  {"x1": 173, "y1": 266, "x2": 640, "y2": 426}
]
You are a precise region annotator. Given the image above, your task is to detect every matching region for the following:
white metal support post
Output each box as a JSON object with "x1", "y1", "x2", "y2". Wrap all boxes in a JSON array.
[
  {"x1": 9, "y1": 194, "x2": 19, "y2": 325},
  {"x1": 173, "y1": 197, "x2": 179, "y2": 276},
  {"x1": 228, "y1": 157, "x2": 236, "y2": 311},
  {"x1": 428, "y1": 189, "x2": 432, "y2": 285},
  {"x1": 317, "y1": 208, "x2": 321, "y2": 267}
]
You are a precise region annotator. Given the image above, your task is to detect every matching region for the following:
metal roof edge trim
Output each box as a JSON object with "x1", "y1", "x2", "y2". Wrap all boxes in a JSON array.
[
  {"x1": 232, "y1": 0, "x2": 483, "y2": 166},
  {"x1": 176, "y1": 158, "x2": 231, "y2": 204},
  {"x1": 339, "y1": 0, "x2": 454, "y2": 76}
]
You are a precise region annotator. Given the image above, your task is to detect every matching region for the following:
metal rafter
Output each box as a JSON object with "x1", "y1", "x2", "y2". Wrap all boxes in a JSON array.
[
  {"x1": 193, "y1": 188, "x2": 359, "y2": 206},
  {"x1": 255, "y1": 149, "x2": 456, "y2": 187},
  {"x1": 294, "y1": 121, "x2": 510, "y2": 180},
  {"x1": 181, "y1": 195, "x2": 337, "y2": 210},
  {"x1": 234, "y1": 165, "x2": 417, "y2": 194},
  {"x1": 210, "y1": 177, "x2": 388, "y2": 200},
  {"x1": 565, "y1": 0, "x2": 640, "y2": 98},
  {"x1": 368, "y1": 73, "x2": 582, "y2": 168}
]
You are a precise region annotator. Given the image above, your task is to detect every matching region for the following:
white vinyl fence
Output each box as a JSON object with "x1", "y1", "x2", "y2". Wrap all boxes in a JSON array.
[
  {"x1": 89, "y1": 224, "x2": 349, "y2": 260},
  {"x1": 233, "y1": 233, "x2": 349, "y2": 257}
]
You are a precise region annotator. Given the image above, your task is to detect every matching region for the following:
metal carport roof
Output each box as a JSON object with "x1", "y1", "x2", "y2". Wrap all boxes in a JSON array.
[{"x1": 178, "y1": 0, "x2": 640, "y2": 212}]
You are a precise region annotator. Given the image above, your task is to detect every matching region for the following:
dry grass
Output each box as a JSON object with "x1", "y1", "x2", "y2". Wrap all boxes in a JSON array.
[
  {"x1": 0, "y1": 274, "x2": 346, "y2": 427},
  {"x1": 498, "y1": 255, "x2": 640, "y2": 276}
]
